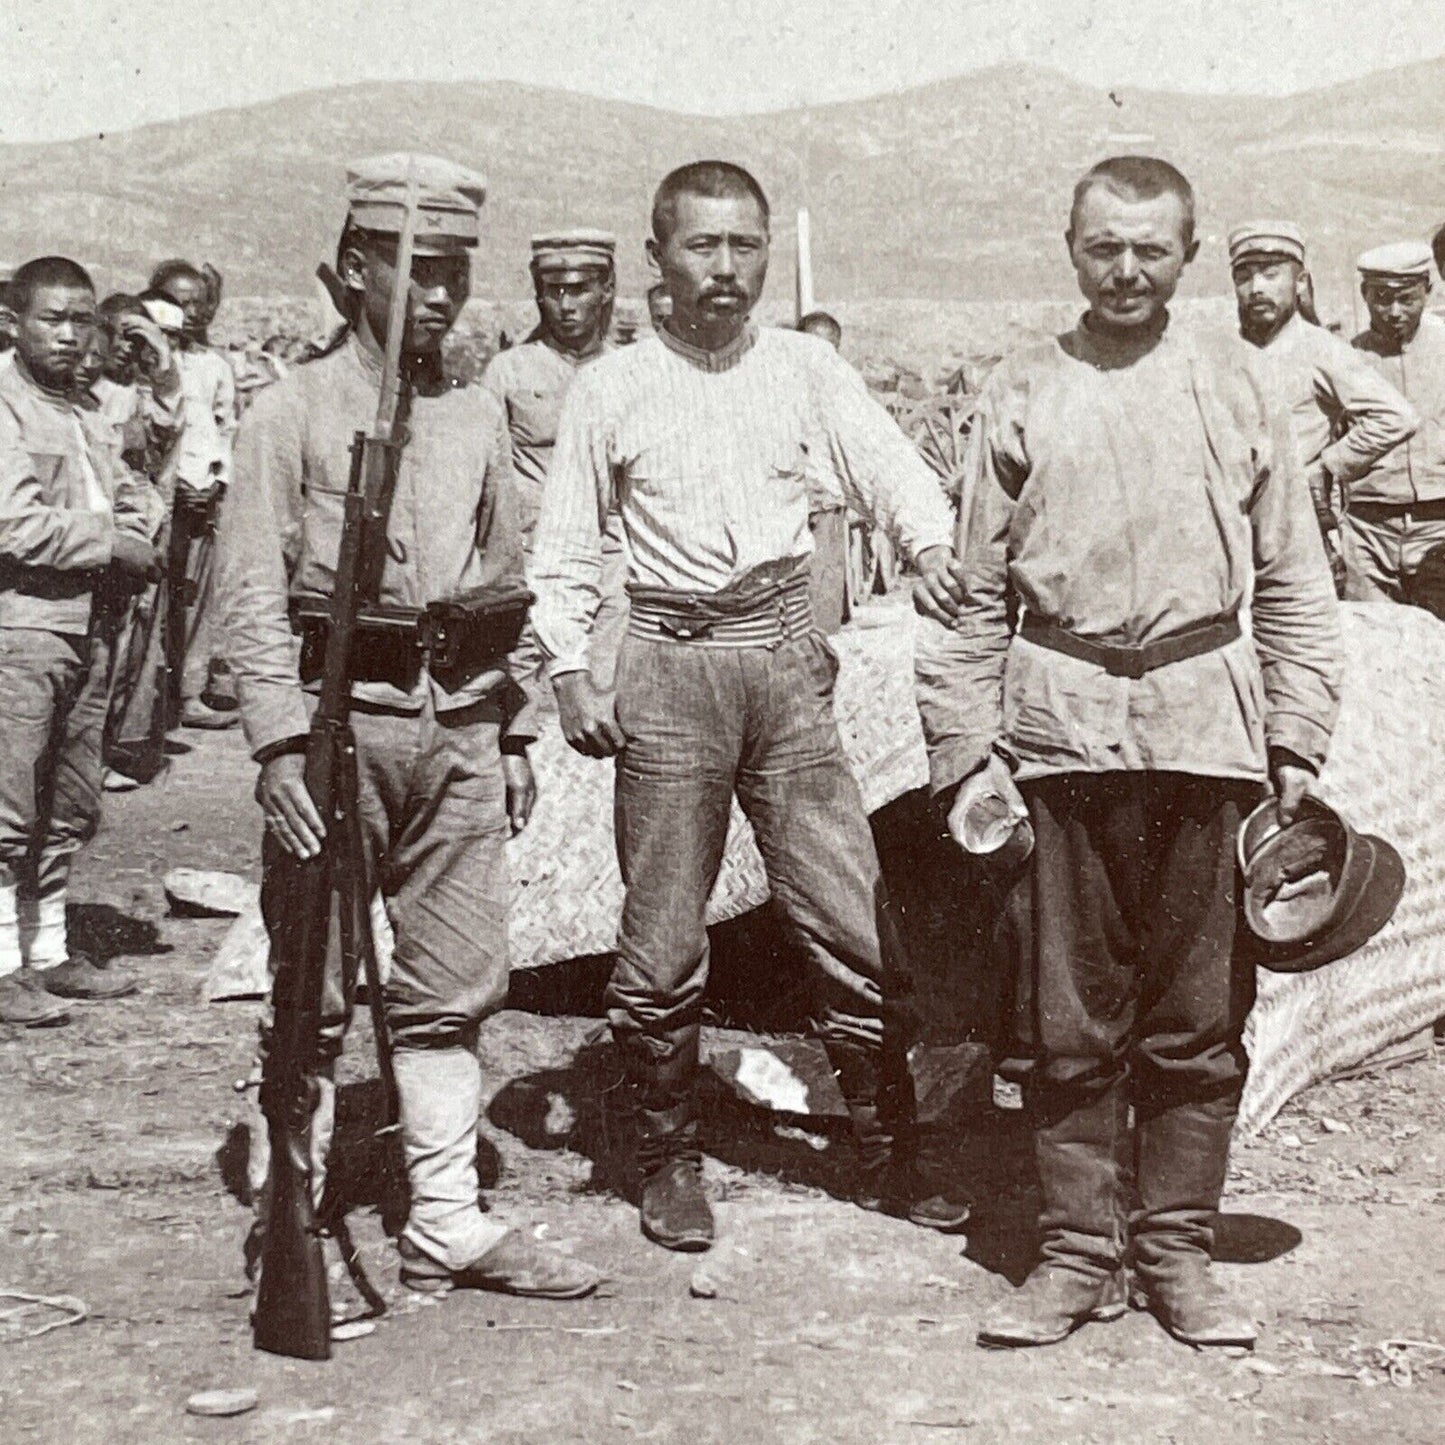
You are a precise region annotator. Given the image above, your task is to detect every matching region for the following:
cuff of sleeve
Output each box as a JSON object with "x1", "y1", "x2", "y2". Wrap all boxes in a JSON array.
[
  {"x1": 546, "y1": 659, "x2": 589, "y2": 681},
  {"x1": 906, "y1": 534, "x2": 956, "y2": 570},
  {"x1": 253, "y1": 734, "x2": 309, "y2": 765},
  {"x1": 1265, "y1": 714, "x2": 1331, "y2": 776},
  {"x1": 240, "y1": 684, "x2": 312, "y2": 762},
  {"x1": 927, "y1": 738, "x2": 996, "y2": 800},
  {"x1": 1317, "y1": 442, "x2": 1363, "y2": 488}
]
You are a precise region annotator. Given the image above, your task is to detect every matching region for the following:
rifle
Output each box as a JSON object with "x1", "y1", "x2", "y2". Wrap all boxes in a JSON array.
[
  {"x1": 108, "y1": 563, "x2": 171, "y2": 783},
  {"x1": 251, "y1": 165, "x2": 421, "y2": 1361}
]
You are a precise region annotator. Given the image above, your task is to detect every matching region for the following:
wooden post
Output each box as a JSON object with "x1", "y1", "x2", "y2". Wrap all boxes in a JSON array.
[{"x1": 795, "y1": 207, "x2": 815, "y2": 323}]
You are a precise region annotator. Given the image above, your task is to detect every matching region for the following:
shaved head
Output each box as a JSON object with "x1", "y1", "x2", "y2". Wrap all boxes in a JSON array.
[{"x1": 1069, "y1": 156, "x2": 1195, "y2": 247}]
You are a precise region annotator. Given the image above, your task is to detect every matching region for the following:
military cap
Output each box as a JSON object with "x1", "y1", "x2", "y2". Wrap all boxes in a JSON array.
[
  {"x1": 1228, "y1": 220, "x2": 1305, "y2": 267},
  {"x1": 346, "y1": 153, "x2": 487, "y2": 252},
  {"x1": 530, "y1": 228, "x2": 616, "y2": 275},
  {"x1": 1237, "y1": 797, "x2": 1404, "y2": 974},
  {"x1": 1357, "y1": 240, "x2": 1434, "y2": 284}
]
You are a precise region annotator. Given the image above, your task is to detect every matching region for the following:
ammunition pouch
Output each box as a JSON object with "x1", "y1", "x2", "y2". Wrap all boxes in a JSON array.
[{"x1": 290, "y1": 582, "x2": 533, "y2": 691}]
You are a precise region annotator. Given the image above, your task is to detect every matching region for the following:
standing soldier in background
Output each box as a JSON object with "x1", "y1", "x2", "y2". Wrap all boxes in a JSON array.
[
  {"x1": 218, "y1": 154, "x2": 600, "y2": 1302},
  {"x1": 916, "y1": 159, "x2": 1341, "y2": 1350},
  {"x1": 1345, "y1": 243, "x2": 1445, "y2": 608},
  {"x1": 482, "y1": 230, "x2": 628, "y2": 687},
  {"x1": 1230, "y1": 222, "x2": 1416, "y2": 594},
  {"x1": 530, "y1": 161, "x2": 963, "y2": 1254},
  {"x1": 91, "y1": 295, "x2": 186, "y2": 788},
  {"x1": 0, "y1": 257, "x2": 161, "y2": 1026},
  {"x1": 148, "y1": 260, "x2": 239, "y2": 729}
]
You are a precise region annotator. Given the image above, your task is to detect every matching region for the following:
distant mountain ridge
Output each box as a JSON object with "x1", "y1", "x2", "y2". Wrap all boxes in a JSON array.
[{"x1": 1, "y1": 60, "x2": 1442, "y2": 306}]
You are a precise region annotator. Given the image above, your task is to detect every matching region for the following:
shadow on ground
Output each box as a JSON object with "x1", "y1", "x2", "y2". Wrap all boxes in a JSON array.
[{"x1": 68, "y1": 902, "x2": 171, "y2": 963}]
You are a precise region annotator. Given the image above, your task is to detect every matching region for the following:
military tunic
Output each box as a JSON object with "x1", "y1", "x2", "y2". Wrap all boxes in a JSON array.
[
  {"x1": 218, "y1": 336, "x2": 538, "y2": 1047},
  {"x1": 0, "y1": 359, "x2": 154, "y2": 972}
]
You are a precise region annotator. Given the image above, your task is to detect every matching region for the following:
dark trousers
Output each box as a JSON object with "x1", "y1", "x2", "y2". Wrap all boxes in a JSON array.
[
  {"x1": 1011, "y1": 771, "x2": 1258, "y2": 1109},
  {"x1": 1007, "y1": 772, "x2": 1259, "y2": 1273},
  {"x1": 607, "y1": 630, "x2": 887, "y2": 1056}
]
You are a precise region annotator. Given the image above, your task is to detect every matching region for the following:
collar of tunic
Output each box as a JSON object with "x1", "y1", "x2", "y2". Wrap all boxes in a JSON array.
[{"x1": 656, "y1": 320, "x2": 758, "y2": 373}]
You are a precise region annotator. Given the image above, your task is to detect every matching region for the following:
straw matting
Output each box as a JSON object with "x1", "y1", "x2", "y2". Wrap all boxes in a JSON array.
[
  {"x1": 1238, "y1": 604, "x2": 1445, "y2": 1131},
  {"x1": 516, "y1": 600, "x2": 1445, "y2": 1132},
  {"x1": 507, "y1": 606, "x2": 925, "y2": 969}
]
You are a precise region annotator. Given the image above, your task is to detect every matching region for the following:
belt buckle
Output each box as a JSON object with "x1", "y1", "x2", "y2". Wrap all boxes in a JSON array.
[
  {"x1": 657, "y1": 611, "x2": 713, "y2": 641},
  {"x1": 1106, "y1": 647, "x2": 1149, "y2": 681}
]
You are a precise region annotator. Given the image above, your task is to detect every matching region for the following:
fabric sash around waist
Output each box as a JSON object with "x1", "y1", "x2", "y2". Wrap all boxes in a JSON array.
[
  {"x1": 1019, "y1": 608, "x2": 1242, "y2": 680},
  {"x1": 627, "y1": 570, "x2": 815, "y2": 647}
]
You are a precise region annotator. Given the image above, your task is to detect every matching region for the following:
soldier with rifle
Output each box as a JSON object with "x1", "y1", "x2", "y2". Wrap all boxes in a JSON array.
[{"x1": 218, "y1": 153, "x2": 600, "y2": 1359}]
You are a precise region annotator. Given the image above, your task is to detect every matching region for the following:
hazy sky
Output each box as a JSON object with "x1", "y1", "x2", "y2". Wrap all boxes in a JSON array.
[{"x1": 4, "y1": 0, "x2": 1444, "y2": 143}]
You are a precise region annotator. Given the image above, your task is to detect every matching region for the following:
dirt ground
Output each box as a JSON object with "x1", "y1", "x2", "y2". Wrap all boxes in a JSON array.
[{"x1": 3, "y1": 716, "x2": 1445, "y2": 1445}]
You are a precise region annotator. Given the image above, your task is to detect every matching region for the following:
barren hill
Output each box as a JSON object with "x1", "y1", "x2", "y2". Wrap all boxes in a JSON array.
[{"x1": 1, "y1": 60, "x2": 1442, "y2": 309}]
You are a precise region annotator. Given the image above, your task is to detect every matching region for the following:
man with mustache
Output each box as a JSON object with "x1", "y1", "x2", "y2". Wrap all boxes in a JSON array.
[
  {"x1": 0, "y1": 256, "x2": 160, "y2": 1025},
  {"x1": 915, "y1": 158, "x2": 1341, "y2": 1349},
  {"x1": 529, "y1": 160, "x2": 963, "y2": 1253},
  {"x1": 217, "y1": 154, "x2": 600, "y2": 1304},
  {"x1": 482, "y1": 230, "x2": 628, "y2": 687},
  {"x1": 1231, "y1": 222, "x2": 1416, "y2": 594},
  {"x1": 1343, "y1": 242, "x2": 1445, "y2": 607}
]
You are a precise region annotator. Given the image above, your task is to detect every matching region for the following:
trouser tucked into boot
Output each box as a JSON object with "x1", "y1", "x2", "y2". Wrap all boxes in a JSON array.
[
  {"x1": 1131, "y1": 1089, "x2": 1256, "y2": 1346},
  {"x1": 987, "y1": 774, "x2": 1259, "y2": 1348},
  {"x1": 620, "y1": 1024, "x2": 713, "y2": 1251}
]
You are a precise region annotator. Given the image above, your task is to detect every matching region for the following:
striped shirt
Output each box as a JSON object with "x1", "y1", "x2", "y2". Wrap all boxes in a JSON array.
[{"x1": 529, "y1": 322, "x2": 955, "y2": 676}]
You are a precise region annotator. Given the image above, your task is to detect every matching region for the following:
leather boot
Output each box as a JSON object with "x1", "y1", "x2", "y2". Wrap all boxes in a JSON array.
[
  {"x1": 978, "y1": 1080, "x2": 1129, "y2": 1348},
  {"x1": 831, "y1": 1036, "x2": 971, "y2": 1232},
  {"x1": 623, "y1": 1025, "x2": 713, "y2": 1252},
  {"x1": 1131, "y1": 1094, "x2": 1256, "y2": 1348}
]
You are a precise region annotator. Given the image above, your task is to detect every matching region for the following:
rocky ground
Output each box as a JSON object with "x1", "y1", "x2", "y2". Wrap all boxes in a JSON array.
[{"x1": 2, "y1": 717, "x2": 1444, "y2": 1444}]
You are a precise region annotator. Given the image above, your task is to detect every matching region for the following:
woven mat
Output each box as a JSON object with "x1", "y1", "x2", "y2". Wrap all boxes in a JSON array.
[
  {"x1": 1238, "y1": 604, "x2": 1445, "y2": 1131},
  {"x1": 508, "y1": 604, "x2": 924, "y2": 969},
  {"x1": 517, "y1": 600, "x2": 1445, "y2": 1132}
]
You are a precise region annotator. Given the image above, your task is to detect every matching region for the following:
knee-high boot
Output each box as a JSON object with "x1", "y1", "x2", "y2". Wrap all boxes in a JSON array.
[
  {"x1": 620, "y1": 1023, "x2": 713, "y2": 1252},
  {"x1": 1131, "y1": 1093, "x2": 1256, "y2": 1347},
  {"x1": 978, "y1": 1079, "x2": 1129, "y2": 1348},
  {"x1": 826, "y1": 1035, "x2": 972, "y2": 1231}
]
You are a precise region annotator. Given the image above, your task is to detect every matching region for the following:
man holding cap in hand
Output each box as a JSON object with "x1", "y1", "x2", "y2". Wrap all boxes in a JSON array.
[{"x1": 916, "y1": 158, "x2": 1342, "y2": 1351}]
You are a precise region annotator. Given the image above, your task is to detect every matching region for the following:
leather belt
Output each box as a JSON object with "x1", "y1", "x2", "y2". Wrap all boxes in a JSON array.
[
  {"x1": 1349, "y1": 499, "x2": 1445, "y2": 524},
  {"x1": 628, "y1": 572, "x2": 815, "y2": 647},
  {"x1": 1019, "y1": 609, "x2": 1242, "y2": 680}
]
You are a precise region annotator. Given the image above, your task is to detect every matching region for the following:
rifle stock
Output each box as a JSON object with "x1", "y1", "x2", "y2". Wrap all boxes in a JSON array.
[{"x1": 251, "y1": 826, "x2": 335, "y2": 1361}]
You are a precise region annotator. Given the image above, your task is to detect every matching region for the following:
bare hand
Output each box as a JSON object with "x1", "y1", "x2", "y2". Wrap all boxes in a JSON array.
[
  {"x1": 555, "y1": 673, "x2": 625, "y2": 759},
  {"x1": 1270, "y1": 762, "x2": 1313, "y2": 827},
  {"x1": 257, "y1": 753, "x2": 326, "y2": 859},
  {"x1": 502, "y1": 752, "x2": 537, "y2": 834},
  {"x1": 111, "y1": 531, "x2": 161, "y2": 580},
  {"x1": 945, "y1": 753, "x2": 1033, "y2": 865},
  {"x1": 912, "y1": 544, "x2": 967, "y2": 624}
]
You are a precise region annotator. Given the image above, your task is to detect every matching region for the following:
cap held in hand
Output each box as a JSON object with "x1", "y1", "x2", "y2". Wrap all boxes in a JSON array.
[{"x1": 1237, "y1": 796, "x2": 1404, "y2": 973}]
